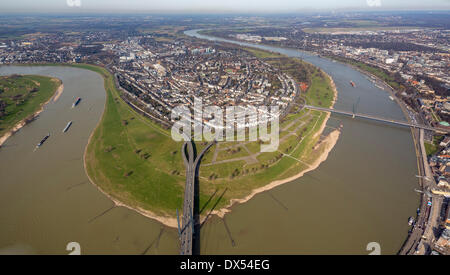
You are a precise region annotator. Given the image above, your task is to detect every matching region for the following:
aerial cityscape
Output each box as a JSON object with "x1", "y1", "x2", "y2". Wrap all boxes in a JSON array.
[{"x1": 0, "y1": 0, "x2": 449, "y2": 260}]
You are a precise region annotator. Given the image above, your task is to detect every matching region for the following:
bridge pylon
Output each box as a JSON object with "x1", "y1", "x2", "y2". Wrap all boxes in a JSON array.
[{"x1": 352, "y1": 96, "x2": 360, "y2": 119}]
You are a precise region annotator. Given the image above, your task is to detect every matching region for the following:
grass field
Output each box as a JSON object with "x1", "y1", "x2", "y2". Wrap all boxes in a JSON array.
[
  {"x1": 424, "y1": 135, "x2": 444, "y2": 156},
  {"x1": 0, "y1": 74, "x2": 60, "y2": 138},
  {"x1": 424, "y1": 142, "x2": 439, "y2": 156},
  {"x1": 79, "y1": 44, "x2": 337, "y2": 218}
]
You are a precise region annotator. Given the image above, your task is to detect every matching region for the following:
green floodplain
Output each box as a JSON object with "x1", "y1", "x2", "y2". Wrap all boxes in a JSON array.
[
  {"x1": 0, "y1": 74, "x2": 61, "y2": 139},
  {"x1": 77, "y1": 46, "x2": 336, "y2": 221}
]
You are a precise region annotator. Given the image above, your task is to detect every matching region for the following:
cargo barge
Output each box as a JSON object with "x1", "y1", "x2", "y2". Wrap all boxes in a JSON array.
[
  {"x1": 36, "y1": 133, "x2": 50, "y2": 148},
  {"x1": 63, "y1": 121, "x2": 73, "y2": 133},
  {"x1": 72, "y1": 97, "x2": 81, "y2": 108}
]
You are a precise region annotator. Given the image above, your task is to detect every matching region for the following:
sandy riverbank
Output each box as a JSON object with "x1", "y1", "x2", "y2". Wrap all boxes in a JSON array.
[
  {"x1": 326, "y1": 72, "x2": 338, "y2": 108},
  {"x1": 0, "y1": 120, "x2": 28, "y2": 147},
  {"x1": 53, "y1": 84, "x2": 64, "y2": 102},
  {"x1": 0, "y1": 81, "x2": 63, "y2": 148}
]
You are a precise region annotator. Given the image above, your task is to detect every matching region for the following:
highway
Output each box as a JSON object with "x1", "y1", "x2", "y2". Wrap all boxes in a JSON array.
[
  {"x1": 304, "y1": 105, "x2": 446, "y2": 133},
  {"x1": 180, "y1": 141, "x2": 195, "y2": 255},
  {"x1": 180, "y1": 140, "x2": 215, "y2": 255}
]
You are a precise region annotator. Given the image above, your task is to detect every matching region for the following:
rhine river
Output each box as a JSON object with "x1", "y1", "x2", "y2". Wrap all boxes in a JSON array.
[{"x1": 0, "y1": 30, "x2": 419, "y2": 254}]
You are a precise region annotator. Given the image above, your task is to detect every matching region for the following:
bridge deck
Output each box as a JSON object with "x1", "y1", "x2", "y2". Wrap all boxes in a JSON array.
[
  {"x1": 180, "y1": 141, "x2": 215, "y2": 255},
  {"x1": 305, "y1": 105, "x2": 441, "y2": 132},
  {"x1": 180, "y1": 141, "x2": 194, "y2": 255}
]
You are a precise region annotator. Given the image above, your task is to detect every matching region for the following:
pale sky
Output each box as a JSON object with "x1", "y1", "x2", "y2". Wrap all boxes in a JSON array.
[{"x1": 1, "y1": 0, "x2": 449, "y2": 13}]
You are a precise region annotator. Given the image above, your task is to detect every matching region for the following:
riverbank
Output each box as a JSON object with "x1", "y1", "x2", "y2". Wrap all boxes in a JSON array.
[
  {"x1": 0, "y1": 75, "x2": 62, "y2": 147},
  {"x1": 52, "y1": 83, "x2": 64, "y2": 102},
  {"x1": 326, "y1": 72, "x2": 338, "y2": 108},
  {"x1": 323, "y1": 55, "x2": 401, "y2": 90}
]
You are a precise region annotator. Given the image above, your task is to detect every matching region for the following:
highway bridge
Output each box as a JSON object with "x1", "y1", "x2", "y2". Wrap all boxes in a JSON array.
[
  {"x1": 305, "y1": 105, "x2": 445, "y2": 133},
  {"x1": 179, "y1": 140, "x2": 215, "y2": 255}
]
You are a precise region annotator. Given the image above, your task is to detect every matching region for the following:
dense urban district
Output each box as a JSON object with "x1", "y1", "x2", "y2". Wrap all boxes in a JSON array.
[{"x1": 0, "y1": 12, "x2": 448, "y2": 254}]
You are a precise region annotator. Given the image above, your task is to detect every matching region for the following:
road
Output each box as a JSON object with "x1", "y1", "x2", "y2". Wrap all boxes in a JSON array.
[
  {"x1": 180, "y1": 141, "x2": 195, "y2": 255},
  {"x1": 180, "y1": 140, "x2": 215, "y2": 255}
]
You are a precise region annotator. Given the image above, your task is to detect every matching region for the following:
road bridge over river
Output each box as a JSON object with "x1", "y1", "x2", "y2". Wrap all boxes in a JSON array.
[
  {"x1": 179, "y1": 140, "x2": 215, "y2": 255},
  {"x1": 305, "y1": 105, "x2": 446, "y2": 133}
]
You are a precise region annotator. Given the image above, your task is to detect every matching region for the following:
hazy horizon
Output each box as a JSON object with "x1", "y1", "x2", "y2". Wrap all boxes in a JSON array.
[{"x1": 1, "y1": 0, "x2": 450, "y2": 14}]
